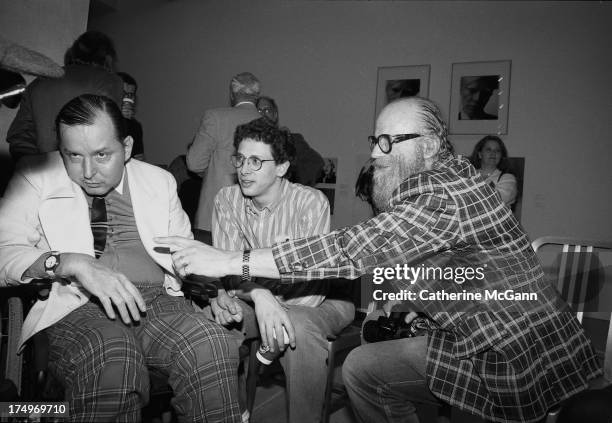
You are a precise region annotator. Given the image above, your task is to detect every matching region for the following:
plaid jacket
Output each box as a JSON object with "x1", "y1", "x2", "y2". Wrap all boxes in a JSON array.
[{"x1": 272, "y1": 156, "x2": 601, "y2": 422}]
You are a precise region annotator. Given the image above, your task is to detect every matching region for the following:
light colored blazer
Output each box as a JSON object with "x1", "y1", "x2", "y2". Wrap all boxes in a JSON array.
[
  {"x1": 0, "y1": 152, "x2": 192, "y2": 350},
  {"x1": 186, "y1": 102, "x2": 261, "y2": 231}
]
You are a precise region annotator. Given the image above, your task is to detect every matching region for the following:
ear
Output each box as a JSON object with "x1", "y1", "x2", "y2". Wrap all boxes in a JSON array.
[
  {"x1": 421, "y1": 137, "x2": 439, "y2": 160},
  {"x1": 122, "y1": 136, "x2": 134, "y2": 161},
  {"x1": 275, "y1": 161, "x2": 290, "y2": 178}
]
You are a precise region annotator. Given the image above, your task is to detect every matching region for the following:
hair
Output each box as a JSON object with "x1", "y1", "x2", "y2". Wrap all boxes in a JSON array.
[
  {"x1": 64, "y1": 30, "x2": 117, "y2": 70},
  {"x1": 256, "y1": 96, "x2": 278, "y2": 124},
  {"x1": 117, "y1": 71, "x2": 137, "y2": 89},
  {"x1": 469, "y1": 135, "x2": 510, "y2": 172},
  {"x1": 411, "y1": 97, "x2": 455, "y2": 159},
  {"x1": 230, "y1": 72, "x2": 260, "y2": 103},
  {"x1": 355, "y1": 159, "x2": 378, "y2": 214},
  {"x1": 55, "y1": 94, "x2": 127, "y2": 142},
  {"x1": 234, "y1": 117, "x2": 295, "y2": 166}
]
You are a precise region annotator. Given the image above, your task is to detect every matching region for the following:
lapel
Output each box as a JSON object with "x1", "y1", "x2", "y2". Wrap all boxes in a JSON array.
[
  {"x1": 38, "y1": 156, "x2": 94, "y2": 255},
  {"x1": 126, "y1": 160, "x2": 174, "y2": 274}
]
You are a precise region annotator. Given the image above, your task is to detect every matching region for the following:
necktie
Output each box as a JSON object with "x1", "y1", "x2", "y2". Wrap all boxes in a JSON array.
[{"x1": 90, "y1": 197, "x2": 108, "y2": 259}]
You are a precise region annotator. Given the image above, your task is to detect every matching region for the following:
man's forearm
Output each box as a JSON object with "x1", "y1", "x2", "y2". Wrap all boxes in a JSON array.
[{"x1": 232, "y1": 248, "x2": 280, "y2": 280}]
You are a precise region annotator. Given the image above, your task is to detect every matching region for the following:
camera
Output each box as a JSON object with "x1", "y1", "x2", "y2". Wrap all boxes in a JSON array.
[{"x1": 362, "y1": 312, "x2": 431, "y2": 343}]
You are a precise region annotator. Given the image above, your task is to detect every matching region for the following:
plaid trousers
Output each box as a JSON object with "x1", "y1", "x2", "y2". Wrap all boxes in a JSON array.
[{"x1": 45, "y1": 287, "x2": 241, "y2": 422}]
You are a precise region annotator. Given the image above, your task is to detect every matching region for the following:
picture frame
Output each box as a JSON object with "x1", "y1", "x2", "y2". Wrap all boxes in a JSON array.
[
  {"x1": 449, "y1": 60, "x2": 511, "y2": 135},
  {"x1": 374, "y1": 65, "x2": 430, "y2": 125}
]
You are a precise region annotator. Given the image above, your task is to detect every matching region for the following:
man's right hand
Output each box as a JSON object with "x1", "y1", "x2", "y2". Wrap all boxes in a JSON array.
[
  {"x1": 58, "y1": 253, "x2": 147, "y2": 324},
  {"x1": 210, "y1": 289, "x2": 243, "y2": 326},
  {"x1": 251, "y1": 288, "x2": 296, "y2": 352}
]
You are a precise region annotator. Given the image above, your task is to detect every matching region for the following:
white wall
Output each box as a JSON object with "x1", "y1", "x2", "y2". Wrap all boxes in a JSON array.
[
  {"x1": 0, "y1": 0, "x2": 90, "y2": 156},
  {"x1": 86, "y1": 0, "x2": 611, "y2": 240}
]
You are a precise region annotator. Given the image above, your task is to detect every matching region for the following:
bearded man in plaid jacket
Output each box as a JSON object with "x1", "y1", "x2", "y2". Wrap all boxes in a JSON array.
[{"x1": 158, "y1": 97, "x2": 601, "y2": 423}]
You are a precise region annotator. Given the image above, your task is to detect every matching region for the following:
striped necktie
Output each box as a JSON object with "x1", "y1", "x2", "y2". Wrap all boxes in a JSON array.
[{"x1": 90, "y1": 196, "x2": 108, "y2": 259}]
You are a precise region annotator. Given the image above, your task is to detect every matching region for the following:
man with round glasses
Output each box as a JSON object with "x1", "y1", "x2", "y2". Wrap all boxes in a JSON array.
[
  {"x1": 211, "y1": 117, "x2": 354, "y2": 423},
  {"x1": 158, "y1": 98, "x2": 600, "y2": 423}
]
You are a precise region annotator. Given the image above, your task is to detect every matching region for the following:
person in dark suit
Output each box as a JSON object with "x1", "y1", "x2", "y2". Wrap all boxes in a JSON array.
[
  {"x1": 256, "y1": 95, "x2": 324, "y2": 187},
  {"x1": 186, "y1": 72, "x2": 261, "y2": 231},
  {"x1": 6, "y1": 30, "x2": 123, "y2": 161}
]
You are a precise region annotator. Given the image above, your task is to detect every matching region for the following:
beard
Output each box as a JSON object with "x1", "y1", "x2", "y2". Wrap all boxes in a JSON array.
[{"x1": 372, "y1": 145, "x2": 426, "y2": 212}]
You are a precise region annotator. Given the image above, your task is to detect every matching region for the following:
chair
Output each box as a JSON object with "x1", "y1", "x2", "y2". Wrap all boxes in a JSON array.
[
  {"x1": 244, "y1": 278, "x2": 363, "y2": 422},
  {"x1": 531, "y1": 236, "x2": 612, "y2": 422}
]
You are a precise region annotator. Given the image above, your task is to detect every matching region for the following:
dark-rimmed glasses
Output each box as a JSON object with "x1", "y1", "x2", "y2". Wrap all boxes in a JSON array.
[
  {"x1": 368, "y1": 134, "x2": 423, "y2": 154},
  {"x1": 230, "y1": 154, "x2": 275, "y2": 171}
]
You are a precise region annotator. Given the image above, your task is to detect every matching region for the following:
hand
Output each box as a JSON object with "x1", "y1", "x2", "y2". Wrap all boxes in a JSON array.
[
  {"x1": 252, "y1": 288, "x2": 296, "y2": 352},
  {"x1": 211, "y1": 289, "x2": 243, "y2": 326},
  {"x1": 59, "y1": 253, "x2": 146, "y2": 324},
  {"x1": 154, "y1": 236, "x2": 238, "y2": 278}
]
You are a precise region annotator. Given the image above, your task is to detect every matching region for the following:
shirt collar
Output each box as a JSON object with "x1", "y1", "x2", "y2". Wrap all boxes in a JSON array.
[
  {"x1": 114, "y1": 169, "x2": 126, "y2": 195},
  {"x1": 234, "y1": 101, "x2": 255, "y2": 107},
  {"x1": 245, "y1": 178, "x2": 288, "y2": 215}
]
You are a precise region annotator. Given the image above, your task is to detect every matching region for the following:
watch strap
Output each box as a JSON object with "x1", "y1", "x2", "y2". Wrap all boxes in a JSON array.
[{"x1": 241, "y1": 250, "x2": 251, "y2": 283}]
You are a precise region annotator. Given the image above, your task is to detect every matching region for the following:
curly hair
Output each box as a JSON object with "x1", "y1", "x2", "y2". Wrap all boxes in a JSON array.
[
  {"x1": 469, "y1": 135, "x2": 510, "y2": 172},
  {"x1": 234, "y1": 117, "x2": 295, "y2": 165}
]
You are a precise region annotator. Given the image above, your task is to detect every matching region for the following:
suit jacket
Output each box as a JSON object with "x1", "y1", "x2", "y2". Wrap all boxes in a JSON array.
[
  {"x1": 6, "y1": 64, "x2": 123, "y2": 159},
  {"x1": 0, "y1": 152, "x2": 192, "y2": 350},
  {"x1": 186, "y1": 103, "x2": 261, "y2": 231}
]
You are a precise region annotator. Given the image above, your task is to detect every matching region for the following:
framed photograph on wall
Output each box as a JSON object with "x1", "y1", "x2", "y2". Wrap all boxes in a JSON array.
[
  {"x1": 449, "y1": 60, "x2": 511, "y2": 134},
  {"x1": 374, "y1": 65, "x2": 430, "y2": 124}
]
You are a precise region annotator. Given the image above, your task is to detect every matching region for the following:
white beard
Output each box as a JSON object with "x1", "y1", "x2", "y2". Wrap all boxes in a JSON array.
[{"x1": 372, "y1": 146, "x2": 425, "y2": 212}]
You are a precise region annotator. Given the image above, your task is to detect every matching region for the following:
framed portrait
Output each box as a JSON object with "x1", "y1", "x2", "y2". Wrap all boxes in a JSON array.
[
  {"x1": 374, "y1": 65, "x2": 430, "y2": 124},
  {"x1": 449, "y1": 60, "x2": 511, "y2": 134}
]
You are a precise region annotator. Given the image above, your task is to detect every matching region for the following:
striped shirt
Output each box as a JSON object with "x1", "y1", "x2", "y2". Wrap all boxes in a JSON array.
[{"x1": 213, "y1": 178, "x2": 330, "y2": 306}]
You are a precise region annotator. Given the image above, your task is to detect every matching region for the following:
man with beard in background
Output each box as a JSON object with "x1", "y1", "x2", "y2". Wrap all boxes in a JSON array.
[{"x1": 156, "y1": 97, "x2": 601, "y2": 423}]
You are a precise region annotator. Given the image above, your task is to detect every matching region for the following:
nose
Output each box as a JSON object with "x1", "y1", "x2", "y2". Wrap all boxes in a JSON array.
[
  {"x1": 239, "y1": 163, "x2": 252, "y2": 176},
  {"x1": 82, "y1": 158, "x2": 96, "y2": 179},
  {"x1": 370, "y1": 143, "x2": 385, "y2": 159}
]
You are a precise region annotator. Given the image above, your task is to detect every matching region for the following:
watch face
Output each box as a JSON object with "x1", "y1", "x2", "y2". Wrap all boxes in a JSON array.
[{"x1": 45, "y1": 255, "x2": 58, "y2": 270}]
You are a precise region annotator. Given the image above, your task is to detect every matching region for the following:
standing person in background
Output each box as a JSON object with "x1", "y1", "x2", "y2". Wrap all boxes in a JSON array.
[
  {"x1": 256, "y1": 96, "x2": 324, "y2": 187},
  {"x1": 469, "y1": 135, "x2": 517, "y2": 207},
  {"x1": 117, "y1": 72, "x2": 145, "y2": 161},
  {"x1": 6, "y1": 30, "x2": 123, "y2": 161},
  {"x1": 187, "y1": 72, "x2": 261, "y2": 231}
]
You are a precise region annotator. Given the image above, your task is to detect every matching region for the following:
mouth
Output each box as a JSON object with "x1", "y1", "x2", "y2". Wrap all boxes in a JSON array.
[{"x1": 239, "y1": 179, "x2": 255, "y2": 188}]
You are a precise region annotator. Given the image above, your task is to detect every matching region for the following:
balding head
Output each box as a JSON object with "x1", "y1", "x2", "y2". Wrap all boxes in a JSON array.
[
  {"x1": 230, "y1": 72, "x2": 260, "y2": 105},
  {"x1": 370, "y1": 97, "x2": 453, "y2": 211}
]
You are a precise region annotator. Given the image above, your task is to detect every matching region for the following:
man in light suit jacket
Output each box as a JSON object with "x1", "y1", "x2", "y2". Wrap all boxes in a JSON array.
[
  {"x1": 186, "y1": 72, "x2": 262, "y2": 231},
  {"x1": 0, "y1": 94, "x2": 241, "y2": 422}
]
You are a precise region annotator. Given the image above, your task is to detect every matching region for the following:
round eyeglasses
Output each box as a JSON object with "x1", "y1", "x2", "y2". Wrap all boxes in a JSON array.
[
  {"x1": 230, "y1": 154, "x2": 275, "y2": 171},
  {"x1": 368, "y1": 133, "x2": 423, "y2": 154}
]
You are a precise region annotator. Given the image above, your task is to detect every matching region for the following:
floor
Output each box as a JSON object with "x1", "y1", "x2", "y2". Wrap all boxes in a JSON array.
[{"x1": 248, "y1": 364, "x2": 486, "y2": 423}]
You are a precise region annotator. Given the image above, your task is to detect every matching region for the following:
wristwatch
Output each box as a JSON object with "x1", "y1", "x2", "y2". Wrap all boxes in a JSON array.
[{"x1": 44, "y1": 251, "x2": 61, "y2": 278}]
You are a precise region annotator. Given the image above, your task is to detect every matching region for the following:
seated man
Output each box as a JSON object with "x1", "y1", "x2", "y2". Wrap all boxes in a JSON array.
[
  {"x1": 158, "y1": 97, "x2": 601, "y2": 423},
  {"x1": 209, "y1": 117, "x2": 354, "y2": 423},
  {"x1": 0, "y1": 94, "x2": 241, "y2": 422}
]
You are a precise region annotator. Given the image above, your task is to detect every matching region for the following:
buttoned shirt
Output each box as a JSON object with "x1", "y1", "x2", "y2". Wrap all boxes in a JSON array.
[
  {"x1": 213, "y1": 179, "x2": 330, "y2": 307},
  {"x1": 270, "y1": 156, "x2": 601, "y2": 422}
]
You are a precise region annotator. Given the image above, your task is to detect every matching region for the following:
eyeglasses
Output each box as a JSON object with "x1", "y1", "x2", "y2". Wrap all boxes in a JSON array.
[
  {"x1": 230, "y1": 154, "x2": 275, "y2": 171},
  {"x1": 368, "y1": 134, "x2": 423, "y2": 154}
]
